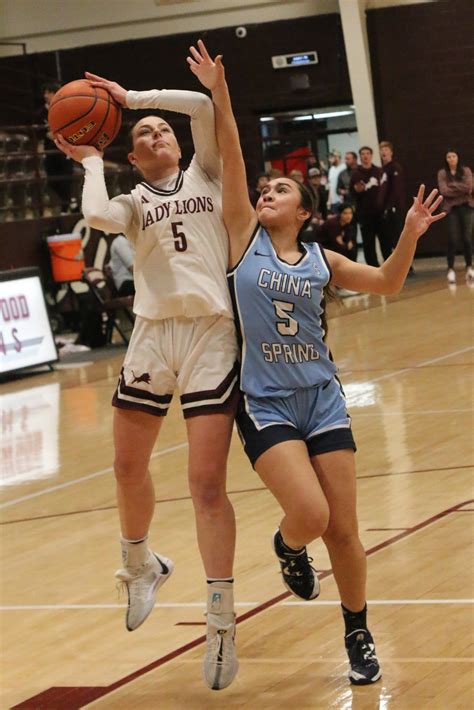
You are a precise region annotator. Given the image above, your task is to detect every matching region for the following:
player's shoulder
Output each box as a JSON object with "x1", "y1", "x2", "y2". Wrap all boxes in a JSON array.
[{"x1": 185, "y1": 155, "x2": 221, "y2": 186}]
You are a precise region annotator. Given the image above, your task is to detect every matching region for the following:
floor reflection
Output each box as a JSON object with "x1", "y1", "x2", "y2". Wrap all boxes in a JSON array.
[
  {"x1": 332, "y1": 685, "x2": 392, "y2": 709},
  {"x1": 0, "y1": 382, "x2": 60, "y2": 487}
]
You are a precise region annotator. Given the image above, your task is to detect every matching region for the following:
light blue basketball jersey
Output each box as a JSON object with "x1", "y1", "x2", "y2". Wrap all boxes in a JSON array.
[{"x1": 228, "y1": 225, "x2": 337, "y2": 397}]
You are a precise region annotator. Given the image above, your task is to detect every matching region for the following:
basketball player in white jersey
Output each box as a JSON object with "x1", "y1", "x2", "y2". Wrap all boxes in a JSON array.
[
  {"x1": 55, "y1": 73, "x2": 239, "y2": 690},
  {"x1": 188, "y1": 40, "x2": 446, "y2": 686}
]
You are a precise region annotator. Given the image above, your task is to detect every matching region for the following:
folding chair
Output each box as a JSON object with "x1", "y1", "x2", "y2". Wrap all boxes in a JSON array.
[{"x1": 82, "y1": 267, "x2": 134, "y2": 345}]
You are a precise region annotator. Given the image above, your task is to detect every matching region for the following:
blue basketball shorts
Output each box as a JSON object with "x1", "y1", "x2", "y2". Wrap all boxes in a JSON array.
[{"x1": 236, "y1": 377, "x2": 356, "y2": 466}]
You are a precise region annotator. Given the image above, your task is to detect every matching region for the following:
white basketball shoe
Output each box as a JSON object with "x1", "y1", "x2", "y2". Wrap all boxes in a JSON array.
[
  {"x1": 204, "y1": 613, "x2": 239, "y2": 690},
  {"x1": 115, "y1": 552, "x2": 174, "y2": 631},
  {"x1": 203, "y1": 583, "x2": 239, "y2": 690}
]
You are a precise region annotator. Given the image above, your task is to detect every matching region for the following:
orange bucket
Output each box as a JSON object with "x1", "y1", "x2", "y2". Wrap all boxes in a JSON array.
[{"x1": 47, "y1": 233, "x2": 85, "y2": 282}]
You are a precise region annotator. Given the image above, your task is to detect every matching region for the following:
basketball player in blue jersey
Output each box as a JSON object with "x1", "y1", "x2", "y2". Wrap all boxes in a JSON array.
[
  {"x1": 188, "y1": 40, "x2": 446, "y2": 686},
  {"x1": 55, "y1": 74, "x2": 239, "y2": 690}
]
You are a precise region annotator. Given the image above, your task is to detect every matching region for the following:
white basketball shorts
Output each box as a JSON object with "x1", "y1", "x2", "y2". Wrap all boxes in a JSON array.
[{"x1": 112, "y1": 314, "x2": 239, "y2": 418}]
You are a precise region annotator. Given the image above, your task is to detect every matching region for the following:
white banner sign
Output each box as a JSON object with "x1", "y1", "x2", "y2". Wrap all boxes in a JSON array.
[{"x1": 0, "y1": 269, "x2": 58, "y2": 374}]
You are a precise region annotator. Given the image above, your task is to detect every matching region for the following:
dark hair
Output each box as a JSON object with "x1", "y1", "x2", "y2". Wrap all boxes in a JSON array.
[
  {"x1": 444, "y1": 150, "x2": 464, "y2": 181},
  {"x1": 346, "y1": 151, "x2": 357, "y2": 161},
  {"x1": 359, "y1": 146, "x2": 373, "y2": 155},
  {"x1": 42, "y1": 82, "x2": 61, "y2": 94},
  {"x1": 289, "y1": 178, "x2": 336, "y2": 339},
  {"x1": 337, "y1": 204, "x2": 354, "y2": 216},
  {"x1": 289, "y1": 179, "x2": 315, "y2": 237}
]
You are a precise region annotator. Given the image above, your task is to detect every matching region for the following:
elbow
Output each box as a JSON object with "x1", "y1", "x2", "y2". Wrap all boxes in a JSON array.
[
  {"x1": 84, "y1": 210, "x2": 110, "y2": 232},
  {"x1": 191, "y1": 92, "x2": 213, "y2": 117},
  {"x1": 385, "y1": 281, "x2": 403, "y2": 296},
  {"x1": 83, "y1": 210, "x2": 103, "y2": 228},
  {"x1": 377, "y1": 275, "x2": 402, "y2": 296}
]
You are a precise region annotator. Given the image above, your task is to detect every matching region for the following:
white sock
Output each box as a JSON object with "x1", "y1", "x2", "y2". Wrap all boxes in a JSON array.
[
  {"x1": 120, "y1": 535, "x2": 149, "y2": 568},
  {"x1": 206, "y1": 580, "x2": 235, "y2": 624}
]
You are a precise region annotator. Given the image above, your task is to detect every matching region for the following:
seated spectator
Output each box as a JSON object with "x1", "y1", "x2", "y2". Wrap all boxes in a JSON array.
[
  {"x1": 316, "y1": 206, "x2": 357, "y2": 261},
  {"x1": 249, "y1": 172, "x2": 269, "y2": 207},
  {"x1": 108, "y1": 234, "x2": 135, "y2": 296}
]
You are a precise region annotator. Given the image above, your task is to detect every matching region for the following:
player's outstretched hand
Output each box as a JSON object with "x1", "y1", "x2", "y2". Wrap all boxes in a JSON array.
[
  {"x1": 84, "y1": 72, "x2": 127, "y2": 106},
  {"x1": 187, "y1": 39, "x2": 225, "y2": 92},
  {"x1": 54, "y1": 133, "x2": 102, "y2": 163},
  {"x1": 404, "y1": 185, "x2": 446, "y2": 239}
]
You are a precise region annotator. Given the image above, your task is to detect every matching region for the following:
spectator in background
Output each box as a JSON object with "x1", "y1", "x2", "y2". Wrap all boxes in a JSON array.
[
  {"x1": 437, "y1": 150, "x2": 474, "y2": 284},
  {"x1": 249, "y1": 172, "x2": 269, "y2": 208},
  {"x1": 316, "y1": 205, "x2": 357, "y2": 261},
  {"x1": 350, "y1": 146, "x2": 385, "y2": 267},
  {"x1": 337, "y1": 151, "x2": 358, "y2": 208},
  {"x1": 109, "y1": 234, "x2": 136, "y2": 296},
  {"x1": 306, "y1": 152, "x2": 321, "y2": 175},
  {"x1": 37, "y1": 82, "x2": 74, "y2": 214},
  {"x1": 306, "y1": 168, "x2": 328, "y2": 224},
  {"x1": 327, "y1": 150, "x2": 346, "y2": 213},
  {"x1": 379, "y1": 141, "x2": 410, "y2": 271},
  {"x1": 268, "y1": 167, "x2": 283, "y2": 179},
  {"x1": 288, "y1": 169, "x2": 305, "y2": 185}
]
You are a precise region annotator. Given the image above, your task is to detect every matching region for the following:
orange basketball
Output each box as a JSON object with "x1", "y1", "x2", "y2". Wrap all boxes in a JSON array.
[{"x1": 48, "y1": 79, "x2": 122, "y2": 150}]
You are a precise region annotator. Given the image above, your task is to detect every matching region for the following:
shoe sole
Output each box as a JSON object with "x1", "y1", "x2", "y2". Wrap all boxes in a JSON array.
[
  {"x1": 207, "y1": 659, "x2": 239, "y2": 691},
  {"x1": 271, "y1": 531, "x2": 320, "y2": 601},
  {"x1": 125, "y1": 554, "x2": 174, "y2": 632},
  {"x1": 349, "y1": 669, "x2": 382, "y2": 685}
]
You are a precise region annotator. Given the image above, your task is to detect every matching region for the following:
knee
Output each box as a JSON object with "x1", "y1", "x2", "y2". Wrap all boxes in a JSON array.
[
  {"x1": 289, "y1": 501, "x2": 329, "y2": 541},
  {"x1": 323, "y1": 523, "x2": 359, "y2": 550},
  {"x1": 189, "y1": 468, "x2": 227, "y2": 513},
  {"x1": 114, "y1": 455, "x2": 148, "y2": 487}
]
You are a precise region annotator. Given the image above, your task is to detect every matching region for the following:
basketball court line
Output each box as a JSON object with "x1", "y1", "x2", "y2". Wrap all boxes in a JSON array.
[
  {"x1": 10, "y1": 498, "x2": 472, "y2": 709},
  {"x1": 1, "y1": 599, "x2": 472, "y2": 611},
  {"x1": 348, "y1": 364, "x2": 473, "y2": 371},
  {"x1": 177, "y1": 657, "x2": 472, "y2": 664},
  {"x1": 0, "y1": 442, "x2": 188, "y2": 510},
  {"x1": 368, "y1": 345, "x2": 473, "y2": 384},
  {"x1": 355, "y1": 408, "x2": 472, "y2": 415},
  {"x1": 2, "y1": 465, "x2": 472, "y2": 526},
  {"x1": 2, "y1": 344, "x2": 472, "y2": 512},
  {"x1": 330, "y1": 281, "x2": 452, "y2": 319}
]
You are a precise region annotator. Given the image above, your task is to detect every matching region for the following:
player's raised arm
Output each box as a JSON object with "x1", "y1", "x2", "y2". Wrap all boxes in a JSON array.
[
  {"x1": 187, "y1": 39, "x2": 257, "y2": 266},
  {"x1": 326, "y1": 185, "x2": 445, "y2": 295},
  {"x1": 86, "y1": 71, "x2": 221, "y2": 180}
]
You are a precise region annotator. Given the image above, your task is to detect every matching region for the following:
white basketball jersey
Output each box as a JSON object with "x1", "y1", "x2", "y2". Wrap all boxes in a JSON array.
[{"x1": 116, "y1": 156, "x2": 232, "y2": 321}]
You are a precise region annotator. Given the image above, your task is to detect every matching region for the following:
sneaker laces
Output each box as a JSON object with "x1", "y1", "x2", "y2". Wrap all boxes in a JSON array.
[
  {"x1": 114, "y1": 564, "x2": 153, "y2": 601},
  {"x1": 350, "y1": 631, "x2": 377, "y2": 664},
  {"x1": 281, "y1": 551, "x2": 315, "y2": 578},
  {"x1": 206, "y1": 627, "x2": 235, "y2": 666}
]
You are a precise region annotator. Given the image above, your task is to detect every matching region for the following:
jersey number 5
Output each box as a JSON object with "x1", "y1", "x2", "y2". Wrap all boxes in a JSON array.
[
  {"x1": 272, "y1": 299, "x2": 299, "y2": 336},
  {"x1": 171, "y1": 221, "x2": 188, "y2": 252}
]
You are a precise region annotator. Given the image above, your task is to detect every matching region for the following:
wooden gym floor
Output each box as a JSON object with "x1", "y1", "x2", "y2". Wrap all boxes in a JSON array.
[{"x1": 1, "y1": 267, "x2": 473, "y2": 709}]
